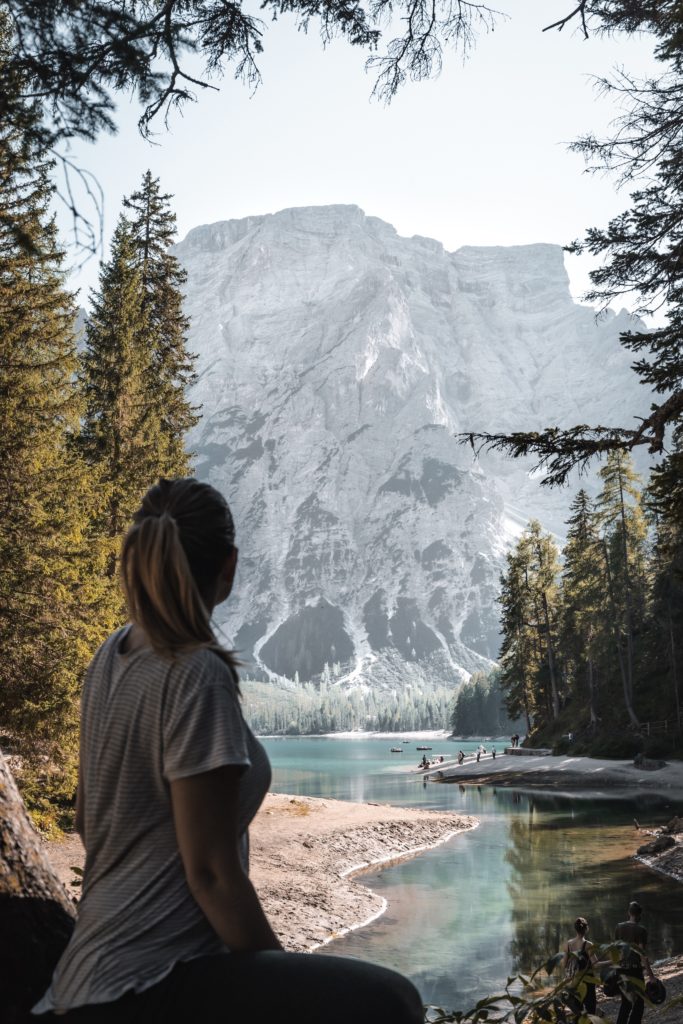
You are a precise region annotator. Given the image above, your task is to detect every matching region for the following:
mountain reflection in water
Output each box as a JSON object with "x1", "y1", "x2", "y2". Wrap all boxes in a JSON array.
[{"x1": 262, "y1": 736, "x2": 683, "y2": 1011}]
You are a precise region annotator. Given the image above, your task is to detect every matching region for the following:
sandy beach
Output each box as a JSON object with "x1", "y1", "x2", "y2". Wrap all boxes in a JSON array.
[
  {"x1": 44, "y1": 793, "x2": 476, "y2": 952},
  {"x1": 423, "y1": 751, "x2": 683, "y2": 797}
]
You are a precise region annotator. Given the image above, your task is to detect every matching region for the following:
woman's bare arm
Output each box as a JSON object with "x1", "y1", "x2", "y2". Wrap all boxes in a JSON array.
[{"x1": 170, "y1": 765, "x2": 282, "y2": 952}]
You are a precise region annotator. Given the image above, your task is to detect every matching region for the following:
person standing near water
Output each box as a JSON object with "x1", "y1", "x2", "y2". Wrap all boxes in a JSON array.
[
  {"x1": 614, "y1": 901, "x2": 652, "y2": 1024},
  {"x1": 33, "y1": 478, "x2": 423, "y2": 1024},
  {"x1": 563, "y1": 917, "x2": 597, "y2": 1014}
]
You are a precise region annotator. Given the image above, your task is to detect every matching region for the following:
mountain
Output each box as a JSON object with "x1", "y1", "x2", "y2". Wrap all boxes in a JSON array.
[{"x1": 174, "y1": 205, "x2": 649, "y2": 691}]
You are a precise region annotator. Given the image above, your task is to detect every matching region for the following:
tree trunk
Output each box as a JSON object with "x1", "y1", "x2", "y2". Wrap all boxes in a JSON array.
[
  {"x1": 601, "y1": 539, "x2": 640, "y2": 728},
  {"x1": 617, "y1": 468, "x2": 637, "y2": 703},
  {"x1": 587, "y1": 656, "x2": 598, "y2": 728},
  {"x1": 540, "y1": 590, "x2": 560, "y2": 720},
  {"x1": 669, "y1": 604, "x2": 681, "y2": 728},
  {"x1": 0, "y1": 751, "x2": 75, "y2": 1022}
]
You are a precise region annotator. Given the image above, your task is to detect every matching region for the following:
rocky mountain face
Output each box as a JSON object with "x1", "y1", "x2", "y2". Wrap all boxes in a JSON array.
[{"x1": 175, "y1": 205, "x2": 648, "y2": 690}]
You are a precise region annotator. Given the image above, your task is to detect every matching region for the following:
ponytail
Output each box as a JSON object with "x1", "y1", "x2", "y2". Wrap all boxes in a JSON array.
[{"x1": 120, "y1": 479, "x2": 239, "y2": 675}]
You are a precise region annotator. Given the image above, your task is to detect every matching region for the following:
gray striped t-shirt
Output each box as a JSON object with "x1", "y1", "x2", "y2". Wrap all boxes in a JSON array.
[{"x1": 33, "y1": 627, "x2": 271, "y2": 1014}]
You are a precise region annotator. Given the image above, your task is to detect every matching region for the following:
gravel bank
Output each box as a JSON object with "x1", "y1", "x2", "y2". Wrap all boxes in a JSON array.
[{"x1": 44, "y1": 792, "x2": 476, "y2": 952}]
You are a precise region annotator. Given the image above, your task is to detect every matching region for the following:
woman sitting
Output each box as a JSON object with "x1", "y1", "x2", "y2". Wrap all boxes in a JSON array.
[{"x1": 34, "y1": 478, "x2": 423, "y2": 1024}]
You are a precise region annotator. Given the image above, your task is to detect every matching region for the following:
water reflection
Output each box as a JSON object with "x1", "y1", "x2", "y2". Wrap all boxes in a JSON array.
[
  {"x1": 504, "y1": 792, "x2": 680, "y2": 973},
  {"x1": 262, "y1": 738, "x2": 683, "y2": 1009}
]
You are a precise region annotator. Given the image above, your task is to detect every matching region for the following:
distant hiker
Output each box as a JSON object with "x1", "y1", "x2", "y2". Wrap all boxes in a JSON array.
[
  {"x1": 476, "y1": 750, "x2": 481, "y2": 763},
  {"x1": 420, "y1": 754, "x2": 429, "y2": 769},
  {"x1": 33, "y1": 478, "x2": 423, "y2": 1024},
  {"x1": 492, "y1": 746, "x2": 496, "y2": 760},
  {"x1": 614, "y1": 901, "x2": 653, "y2": 1024},
  {"x1": 457, "y1": 750, "x2": 465, "y2": 765},
  {"x1": 563, "y1": 916, "x2": 597, "y2": 1015}
]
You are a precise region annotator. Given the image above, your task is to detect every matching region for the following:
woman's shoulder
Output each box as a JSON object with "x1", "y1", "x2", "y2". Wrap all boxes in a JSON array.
[
  {"x1": 170, "y1": 645, "x2": 239, "y2": 690},
  {"x1": 84, "y1": 627, "x2": 129, "y2": 678}
]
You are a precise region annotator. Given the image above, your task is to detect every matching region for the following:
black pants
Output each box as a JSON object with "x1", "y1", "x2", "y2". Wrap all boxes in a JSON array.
[
  {"x1": 616, "y1": 968, "x2": 644, "y2": 1024},
  {"x1": 583, "y1": 982, "x2": 596, "y2": 1015},
  {"x1": 40, "y1": 952, "x2": 424, "y2": 1024}
]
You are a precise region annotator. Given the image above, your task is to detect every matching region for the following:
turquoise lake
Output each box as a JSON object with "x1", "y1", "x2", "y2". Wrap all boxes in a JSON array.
[{"x1": 261, "y1": 735, "x2": 683, "y2": 1012}]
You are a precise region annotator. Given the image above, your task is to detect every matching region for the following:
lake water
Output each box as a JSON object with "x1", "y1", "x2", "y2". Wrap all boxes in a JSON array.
[{"x1": 261, "y1": 735, "x2": 683, "y2": 1012}]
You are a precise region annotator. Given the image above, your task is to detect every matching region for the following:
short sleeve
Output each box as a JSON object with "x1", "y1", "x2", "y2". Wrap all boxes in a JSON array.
[{"x1": 163, "y1": 654, "x2": 250, "y2": 781}]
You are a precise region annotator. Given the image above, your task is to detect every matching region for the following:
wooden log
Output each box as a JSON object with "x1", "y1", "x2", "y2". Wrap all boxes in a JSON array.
[{"x1": 0, "y1": 750, "x2": 75, "y2": 1022}]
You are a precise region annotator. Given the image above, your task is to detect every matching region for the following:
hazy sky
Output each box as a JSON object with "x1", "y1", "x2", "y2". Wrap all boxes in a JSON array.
[{"x1": 60, "y1": 1, "x2": 659, "y2": 309}]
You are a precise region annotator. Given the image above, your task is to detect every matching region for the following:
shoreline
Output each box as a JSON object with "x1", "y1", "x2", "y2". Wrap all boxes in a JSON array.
[
  {"x1": 44, "y1": 793, "x2": 476, "y2": 952},
  {"x1": 423, "y1": 751, "x2": 683, "y2": 798}
]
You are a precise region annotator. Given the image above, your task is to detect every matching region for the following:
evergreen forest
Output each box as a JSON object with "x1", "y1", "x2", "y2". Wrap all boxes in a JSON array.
[
  {"x1": 449, "y1": 671, "x2": 525, "y2": 738},
  {"x1": 0, "y1": 18, "x2": 198, "y2": 830},
  {"x1": 498, "y1": 452, "x2": 683, "y2": 759},
  {"x1": 242, "y1": 675, "x2": 453, "y2": 736}
]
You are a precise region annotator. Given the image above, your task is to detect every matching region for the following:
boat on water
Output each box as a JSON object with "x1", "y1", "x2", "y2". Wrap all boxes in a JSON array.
[
  {"x1": 390, "y1": 747, "x2": 403, "y2": 753},
  {"x1": 416, "y1": 745, "x2": 433, "y2": 751}
]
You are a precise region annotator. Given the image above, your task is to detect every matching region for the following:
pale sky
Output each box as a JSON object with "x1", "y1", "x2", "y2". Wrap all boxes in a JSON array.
[{"x1": 59, "y1": 1, "x2": 660, "y2": 312}]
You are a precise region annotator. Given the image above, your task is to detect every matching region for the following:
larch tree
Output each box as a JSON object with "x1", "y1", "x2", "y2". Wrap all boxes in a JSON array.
[
  {"x1": 0, "y1": 16, "x2": 113, "y2": 821},
  {"x1": 597, "y1": 451, "x2": 648, "y2": 728},
  {"x1": 526, "y1": 522, "x2": 562, "y2": 723},
  {"x1": 560, "y1": 490, "x2": 606, "y2": 730},
  {"x1": 498, "y1": 542, "x2": 537, "y2": 735}
]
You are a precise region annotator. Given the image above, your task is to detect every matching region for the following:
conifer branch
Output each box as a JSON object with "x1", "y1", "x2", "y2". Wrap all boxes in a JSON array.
[{"x1": 458, "y1": 391, "x2": 683, "y2": 486}]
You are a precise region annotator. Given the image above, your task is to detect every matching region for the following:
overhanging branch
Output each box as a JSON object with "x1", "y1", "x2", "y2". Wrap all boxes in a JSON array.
[{"x1": 458, "y1": 390, "x2": 683, "y2": 486}]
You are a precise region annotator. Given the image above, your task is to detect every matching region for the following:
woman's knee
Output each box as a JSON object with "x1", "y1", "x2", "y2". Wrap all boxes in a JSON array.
[{"x1": 315, "y1": 955, "x2": 423, "y2": 1023}]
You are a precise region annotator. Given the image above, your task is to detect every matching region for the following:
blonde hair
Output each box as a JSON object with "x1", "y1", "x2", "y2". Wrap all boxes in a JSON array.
[{"x1": 120, "y1": 478, "x2": 239, "y2": 674}]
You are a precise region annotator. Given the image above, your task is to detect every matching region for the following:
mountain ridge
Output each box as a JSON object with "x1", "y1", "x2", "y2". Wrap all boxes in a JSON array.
[{"x1": 174, "y1": 204, "x2": 649, "y2": 691}]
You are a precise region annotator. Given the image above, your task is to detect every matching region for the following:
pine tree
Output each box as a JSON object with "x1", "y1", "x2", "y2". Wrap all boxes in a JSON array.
[
  {"x1": 80, "y1": 219, "x2": 161, "y2": 572},
  {"x1": 0, "y1": 22, "x2": 114, "y2": 821},
  {"x1": 498, "y1": 523, "x2": 562, "y2": 735},
  {"x1": 526, "y1": 522, "x2": 562, "y2": 721},
  {"x1": 597, "y1": 451, "x2": 648, "y2": 727},
  {"x1": 498, "y1": 542, "x2": 537, "y2": 734},
  {"x1": 123, "y1": 171, "x2": 198, "y2": 475},
  {"x1": 561, "y1": 490, "x2": 606, "y2": 729}
]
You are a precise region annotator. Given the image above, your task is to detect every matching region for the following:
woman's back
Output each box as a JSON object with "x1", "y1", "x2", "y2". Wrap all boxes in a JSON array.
[{"x1": 34, "y1": 628, "x2": 269, "y2": 1013}]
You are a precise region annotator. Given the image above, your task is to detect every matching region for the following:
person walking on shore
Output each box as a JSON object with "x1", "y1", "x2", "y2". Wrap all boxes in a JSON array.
[
  {"x1": 614, "y1": 901, "x2": 652, "y2": 1024},
  {"x1": 563, "y1": 917, "x2": 597, "y2": 1015},
  {"x1": 33, "y1": 479, "x2": 423, "y2": 1024}
]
